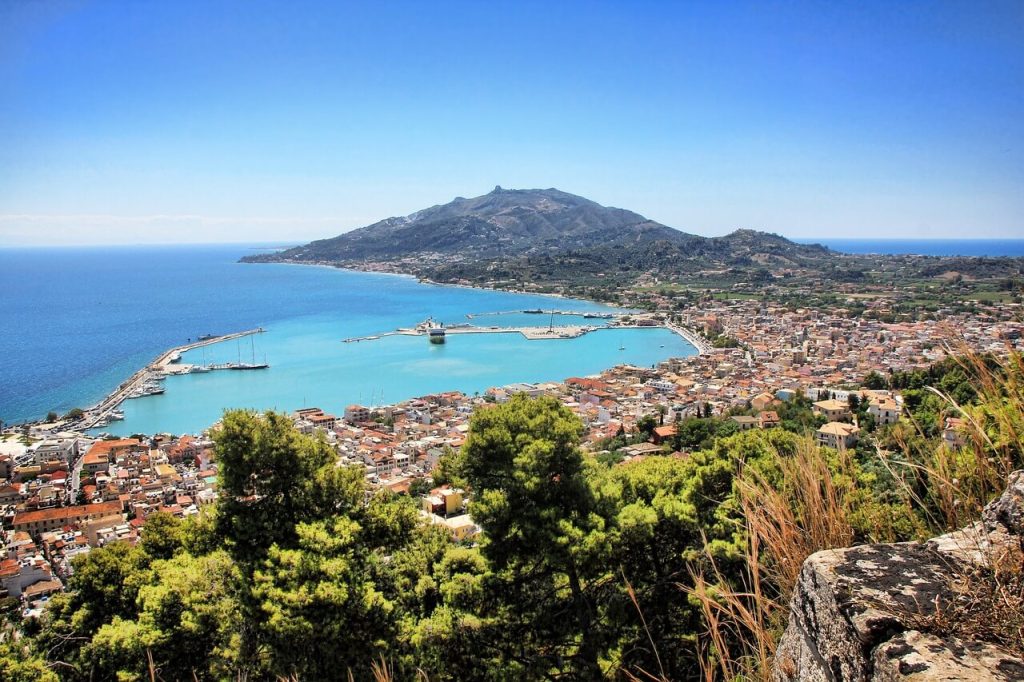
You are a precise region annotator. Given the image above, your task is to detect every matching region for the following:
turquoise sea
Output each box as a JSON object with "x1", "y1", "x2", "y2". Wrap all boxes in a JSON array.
[{"x1": 0, "y1": 245, "x2": 695, "y2": 435}]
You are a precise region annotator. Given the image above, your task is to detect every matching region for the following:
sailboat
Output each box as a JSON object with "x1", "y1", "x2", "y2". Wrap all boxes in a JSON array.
[
  {"x1": 191, "y1": 345, "x2": 211, "y2": 372},
  {"x1": 229, "y1": 334, "x2": 269, "y2": 370}
]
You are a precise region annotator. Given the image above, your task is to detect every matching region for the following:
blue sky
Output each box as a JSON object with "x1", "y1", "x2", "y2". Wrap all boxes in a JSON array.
[{"x1": 1, "y1": 1, "x2": 1022, "y2": 245}]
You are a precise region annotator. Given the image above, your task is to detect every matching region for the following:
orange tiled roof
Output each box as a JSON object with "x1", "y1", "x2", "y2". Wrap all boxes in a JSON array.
[{"x1": 13, "y1": 500, "x2": 122, "y2": 526}]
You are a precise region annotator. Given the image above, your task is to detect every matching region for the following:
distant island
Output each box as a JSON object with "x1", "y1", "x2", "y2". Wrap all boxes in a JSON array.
[{"x1": 242, "y1": 186, "x2": 1024, "y2": 310}]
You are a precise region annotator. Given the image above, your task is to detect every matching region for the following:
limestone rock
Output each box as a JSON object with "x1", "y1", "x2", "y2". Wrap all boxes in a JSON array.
[
  {"x1": 873, "y1": 631, "x2": 1024, "y2": 681},
  {"x1": 773, "y1": 470, "x2": 1024, "y2": 681},
  {"x1": 984, "y1": 469, "x2": 1024, "y2": 537}
]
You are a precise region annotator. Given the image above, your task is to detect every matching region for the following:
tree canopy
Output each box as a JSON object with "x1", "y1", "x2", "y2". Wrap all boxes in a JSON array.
[{"x1": 7, "y1": 362, "x2": 1015, "y2": 681}]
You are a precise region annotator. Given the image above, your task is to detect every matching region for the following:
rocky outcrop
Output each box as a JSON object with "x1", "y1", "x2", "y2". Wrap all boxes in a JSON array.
[{"x1": 773, "y1": 471, "x2": 1024, "y2": 681}]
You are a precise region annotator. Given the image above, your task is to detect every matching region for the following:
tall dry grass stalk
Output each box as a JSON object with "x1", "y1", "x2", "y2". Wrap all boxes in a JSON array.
[
  {"x1": 940, "y1": 348, "x2": 1024, "y2": 508},
  {"x1": 687, "y1": 533, "x2": 775, "y2": 682},
  {"x1": 737, "y1": 439, "x2": 857, "y2": 596},
  {"x1": 686, "y1": 437, "x2": 861, "y2": 681},
  {"x1": 878, "y1": 345, "x2": 1024, "y2": 533}
]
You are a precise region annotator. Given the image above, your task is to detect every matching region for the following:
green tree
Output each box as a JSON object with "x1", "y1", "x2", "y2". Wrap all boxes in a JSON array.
[
  {"x1": 214, "y1": 410, "x2": 358, "y2": 560},
  {"x1": 254, "y1": 517, "x2": 396, "y2": 679},
  {"x1": 863, "y1": 370, "x2": 888, "y2": 390},
  {"x1": 35, "y1": 541, "x2": 152, "y2": 679},
  {"x1": 432, "y1": 445, "x2": 461, "y2": 488},
  {"x1": 458, "y1": 394, "x2": 608, "y2": 677},
  {"x1": 673, "y1": 417, "x2": 714, "y2": 450},
  {"x1": 636, "y1": 414, "x2": 657, "y2": 440},
  {"x1": 593, "y1": 456, "x2": 703, "y2": 678},
  {"x1": 136, "y1": 551, "x2": 243, "y2": 680},
  {"x1": 138, "y1": 511, "x2": 184, "y2": 561},
  {"x1": 0, "y1": 641, "x2": 59, "y2": 682}
]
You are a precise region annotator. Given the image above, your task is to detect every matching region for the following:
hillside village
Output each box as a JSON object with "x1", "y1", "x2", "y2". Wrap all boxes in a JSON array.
[{"x1": 2, "y1": 294, "x2": 1021, "y2": 617}]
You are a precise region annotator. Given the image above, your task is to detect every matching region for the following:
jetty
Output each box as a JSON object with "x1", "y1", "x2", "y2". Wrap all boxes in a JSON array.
[
  {"x1": 340, "y1": 313, "x2": 712, "y2": 351},
  {"x1": 466, "y1": 309, "x2": 616, "y2": 320},
  {"x1": 342, "y1": 332, "x2": 399, "y2": 343},
  {"x1": 81, "y1": 328, "x2": 265, "y2": 429}
]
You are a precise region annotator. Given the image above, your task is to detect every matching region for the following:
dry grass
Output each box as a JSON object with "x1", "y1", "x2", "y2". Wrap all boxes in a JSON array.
[
  {"x1": 916, "y1": 348, "x2": 1023, "y2": 531},
  {"x1": 907, "y1": 548, "x2": 1024, "y2": 658},
  {"x1": 686, "y1": 536, "x2": 776, "y2": 682},
  {"x1": 870, "y1": 346, "x2": 1024, "y2": 534},
  {"x1": 683, "y1": 437, "x2": 862, "y2": 681},
  {"x1": 687, "y1": 347, "x2": 1024, "y2": 680},
  {"x1": 737, "y1": 439, "x2": 857, "y2": 597}
]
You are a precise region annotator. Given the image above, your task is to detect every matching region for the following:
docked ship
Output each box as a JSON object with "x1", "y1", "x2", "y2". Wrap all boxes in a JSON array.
[{"x1": 418, "y1": 318, "x2": 447, "y2": 344}]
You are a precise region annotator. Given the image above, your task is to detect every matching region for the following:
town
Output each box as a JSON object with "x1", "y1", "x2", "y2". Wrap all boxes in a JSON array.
[{"x1": 1, "y1": 294, "x2": 1022, "y2": 617}]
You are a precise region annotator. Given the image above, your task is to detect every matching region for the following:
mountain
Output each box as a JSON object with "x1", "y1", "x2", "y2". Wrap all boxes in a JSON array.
[
  {"x1": 243, "y1": 187, "x2": 825, "y2": 270},
  {"x1": 251, "y1": 186, "x2": 707, "y2": 263}
]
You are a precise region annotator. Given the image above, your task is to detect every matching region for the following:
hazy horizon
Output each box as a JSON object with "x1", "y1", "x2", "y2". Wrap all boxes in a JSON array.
[{"x1": 2, "y1": 1, "x2": 1022, "y2": 246}]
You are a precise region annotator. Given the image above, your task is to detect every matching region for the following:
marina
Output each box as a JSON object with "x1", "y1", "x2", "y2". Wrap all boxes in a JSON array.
[{"x1": 79, "y1": 328, "x2": 265, "y2": 429}]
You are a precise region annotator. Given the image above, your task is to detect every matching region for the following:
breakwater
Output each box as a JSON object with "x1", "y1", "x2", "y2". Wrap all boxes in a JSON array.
[
  {"x1": 343, "y1": 314, "x2": 711, "y2": 347},
  {"x1": 80, "y1": 328, "x2": 264, "y2": 429}
]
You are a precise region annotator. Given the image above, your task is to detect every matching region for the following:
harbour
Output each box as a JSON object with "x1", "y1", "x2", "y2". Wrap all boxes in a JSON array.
[
  {"x1": 79, "y1": 328, "x2": 265, "y2": 430},
  {"x1": 1, "y1": 246, "x2": 698, "y2": 435}
]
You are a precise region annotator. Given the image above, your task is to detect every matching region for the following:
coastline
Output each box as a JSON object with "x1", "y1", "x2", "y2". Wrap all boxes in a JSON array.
[
  {"x1": 255, "y1": 257, "x2": 629, "y2": 309},
  {"x1": 262, "y1": 258, "x2": 699, "y2": 348},
  {"x1": 322, "y1": 263, "x2": 694, "y2": 353}
]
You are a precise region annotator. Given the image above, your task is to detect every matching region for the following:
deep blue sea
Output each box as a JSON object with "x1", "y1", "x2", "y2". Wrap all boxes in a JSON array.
[
  {"x1": 0, "y1": 245, "x2": 695, "y2": 434},
  {"x1": 796, "y1": 239, "x2": 1024, "y2": 257}
]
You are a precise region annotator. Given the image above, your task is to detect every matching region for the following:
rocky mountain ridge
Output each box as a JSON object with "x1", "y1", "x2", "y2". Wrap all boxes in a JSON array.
[{"x1": 241, "y1": 186, "x2": 831, "y2": 273}]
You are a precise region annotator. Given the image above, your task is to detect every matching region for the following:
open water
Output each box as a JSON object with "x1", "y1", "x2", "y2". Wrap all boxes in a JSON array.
[
  {"x1": 0, "y1": 244, "x2": 695, "y2": 435},
  {"x1": 796, "y1": 239, "x2": 1024, "y2": 257}
]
